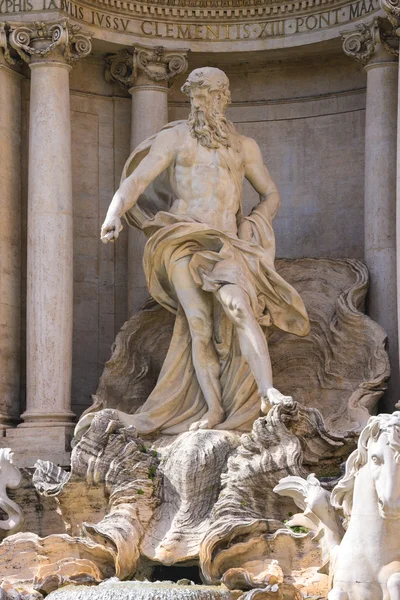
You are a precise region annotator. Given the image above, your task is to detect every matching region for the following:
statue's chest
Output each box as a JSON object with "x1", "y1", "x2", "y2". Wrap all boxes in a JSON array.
[{"x1": 178, "y1": 140, "x2": 244, "y2": 173}]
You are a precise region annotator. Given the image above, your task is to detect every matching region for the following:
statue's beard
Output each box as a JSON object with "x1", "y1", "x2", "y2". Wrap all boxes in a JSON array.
[{"x1": 188, "y1": 107, "x2": 231, "y2": 149}]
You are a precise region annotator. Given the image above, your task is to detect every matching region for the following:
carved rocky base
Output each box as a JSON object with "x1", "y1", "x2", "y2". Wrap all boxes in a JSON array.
[{"x1": 0, "y1": 401, "x2": 347, "y2": 599}]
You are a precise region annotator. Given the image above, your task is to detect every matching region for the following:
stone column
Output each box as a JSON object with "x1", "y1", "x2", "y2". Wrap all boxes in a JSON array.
[
  {"x1": 0, "y1": 25, "x2": 22, "y2": 430},
  {"x1": 3, "y1": 20, "x2": 92, "y2": 465},
  {"x1": 381, "y1": 0, "x2": 400, "y2": 408},
  {"x1": 106, "y1": 45, "x2": 188, "y2": 315},
  {"x1": 343, "y1": 18, "x2": 399, "y2": 408}
]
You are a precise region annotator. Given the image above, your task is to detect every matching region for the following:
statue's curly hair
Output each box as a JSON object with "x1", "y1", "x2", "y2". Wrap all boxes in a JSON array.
[{"x1": 181, "y1": 67, "x2": 231, "y2": 107}]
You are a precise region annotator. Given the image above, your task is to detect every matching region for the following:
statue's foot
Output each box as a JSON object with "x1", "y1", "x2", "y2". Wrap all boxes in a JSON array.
[
  {"x1": 261, "y1": 387, "x2": 293, "y2": 414},
  {"x1": 189, "y1": 407, "x2": 225, "y2": 431}
]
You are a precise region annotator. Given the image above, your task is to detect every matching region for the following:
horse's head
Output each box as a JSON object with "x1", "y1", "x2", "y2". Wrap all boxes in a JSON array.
[
  {"x1": 332, "y1": 412, "x2": 400, "y2": 520},
  {"x1": 0, "y1": 448, "x2": 22, "y2": 489},
  {"x1": 367, "y1": 413, "x2": 400, "y2": 520}
]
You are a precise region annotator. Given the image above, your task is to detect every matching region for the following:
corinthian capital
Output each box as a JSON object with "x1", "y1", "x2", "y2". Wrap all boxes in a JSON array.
[
  {"x1": 342, "y1": 17, "x2": 398, "y2": 64},
  {"x1": 134, "y1": 45, "x2": 189, "y2": 83},
  {"x1": 105, "y1": 45, "x2": 189, "y2": 92},
  {"x1": 8, "y1": 19, "x2": 92, "y2": 65}
]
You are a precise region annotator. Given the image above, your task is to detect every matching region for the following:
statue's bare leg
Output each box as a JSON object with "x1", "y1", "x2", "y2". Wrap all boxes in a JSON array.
[
  {"x1": 171, "y1": 258, "x2": 225, "y2": 430},
  {"x1": 216, "y1": 284, "x2": 292, "y2": 413}
]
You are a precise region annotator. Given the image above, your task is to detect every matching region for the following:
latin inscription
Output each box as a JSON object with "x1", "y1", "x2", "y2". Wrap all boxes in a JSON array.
[{"x1": 0, "y1": 0, "x2": 379, "y2": 39}]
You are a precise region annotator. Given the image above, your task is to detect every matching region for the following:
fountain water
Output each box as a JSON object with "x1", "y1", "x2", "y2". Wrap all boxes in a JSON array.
[{"x1": 47, "y1": 581, "x2": 241, "y2": 600}]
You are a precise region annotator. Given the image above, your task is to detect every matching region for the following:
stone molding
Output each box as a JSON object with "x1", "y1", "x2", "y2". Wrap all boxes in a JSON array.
[
  {"x1": 7, "y1": 18, "x2": 92, "y2": 65},
  {"x1": 342, "y1": 16, "x2": 398, "y2": 63},
  {"x1": 61, "y1": 0, "x2": 369, "y2": 22},
  {"x1": 105, "y1": 44, "x2": 188, "y2": 92}
]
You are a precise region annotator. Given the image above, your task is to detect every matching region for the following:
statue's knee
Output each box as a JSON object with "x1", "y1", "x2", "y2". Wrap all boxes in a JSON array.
[
  {"x1": 328, "y1": 588, "x2": 349, "y2": 600},
  {"x1": 226, "y1": 297, "x2": 250, "y2": 325}
]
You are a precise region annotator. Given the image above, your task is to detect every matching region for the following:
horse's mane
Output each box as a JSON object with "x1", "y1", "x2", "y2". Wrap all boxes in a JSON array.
[{"x1": 331, "y1": 412, "x2": 400, "y2": 518}]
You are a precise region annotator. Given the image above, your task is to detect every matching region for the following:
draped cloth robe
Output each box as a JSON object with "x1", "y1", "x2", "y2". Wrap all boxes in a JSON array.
[{"x1": 121, "y1": 122, "x2": 310, "y2": 435}]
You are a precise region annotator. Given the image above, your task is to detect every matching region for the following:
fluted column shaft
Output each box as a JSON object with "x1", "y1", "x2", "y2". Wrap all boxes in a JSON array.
[
  {"x1": 8, "y1": 20, "x2": 92, "y2": 428},
  {"x1": 365, "y1": 60, "x2": 399, "y2": 407},
  {"x1": 0, "y1": 36, "x2": 22, "y2": 429},
  {"x1": 23, "y1": 60, "x2": 75, "y2": 426},
  {"x1": 343, "y1": 19, "x2": 399, "y2": 407}
]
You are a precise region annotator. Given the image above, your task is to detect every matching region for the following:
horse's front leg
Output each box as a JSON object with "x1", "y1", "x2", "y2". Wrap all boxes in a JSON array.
[
  {"x1": 388, "y1": 573, "x2": 400, "y2": 600},
  {"x1": 328, "y1": 587, "x2": 349, "y2": 600},
  {"x1": 329, "y1": 582, "x2": 383, "y2": 600}
]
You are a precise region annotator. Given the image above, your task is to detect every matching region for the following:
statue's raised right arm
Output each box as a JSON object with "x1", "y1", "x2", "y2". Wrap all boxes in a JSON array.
[{"x1": 100, "y1": 127, "x2": 177, "y2": 243}]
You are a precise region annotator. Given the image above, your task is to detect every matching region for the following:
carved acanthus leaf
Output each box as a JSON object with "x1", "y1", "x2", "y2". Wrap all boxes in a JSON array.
[
  {"x1": 342, "y1": 17, "x2": 398, "y2": 63},
  {"x1": 8, "y1": 19, "x2": 92, "y2": 64}
]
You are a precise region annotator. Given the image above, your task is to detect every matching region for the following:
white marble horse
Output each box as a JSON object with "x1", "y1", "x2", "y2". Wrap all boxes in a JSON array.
[
  {"x1": 0, "y1": 448, "x2": 24, "y2": 534},
  {"x1": 275, "y1": 412, "x2": 400, "y2": 600}
]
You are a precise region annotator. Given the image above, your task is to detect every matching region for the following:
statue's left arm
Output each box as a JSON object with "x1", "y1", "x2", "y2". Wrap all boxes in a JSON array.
[{"x1": 239, "y1": 137, "x2": 281, "y2": 241}]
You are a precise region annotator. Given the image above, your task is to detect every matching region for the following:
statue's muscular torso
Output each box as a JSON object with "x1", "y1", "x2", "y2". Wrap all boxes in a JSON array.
[{"x1": 167, "y1": 123, "x2": 245, "y2": 236}]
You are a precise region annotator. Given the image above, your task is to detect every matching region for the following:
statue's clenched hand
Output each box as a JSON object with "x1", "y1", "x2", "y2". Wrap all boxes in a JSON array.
[{"x1": 101, "y1": 216, "x2": 123, "y2": 243}]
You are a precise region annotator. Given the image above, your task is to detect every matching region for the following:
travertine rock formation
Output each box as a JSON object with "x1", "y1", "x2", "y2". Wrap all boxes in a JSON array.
[{"x1": 0, "y1": 401, "x2": 346, "y2": 597}]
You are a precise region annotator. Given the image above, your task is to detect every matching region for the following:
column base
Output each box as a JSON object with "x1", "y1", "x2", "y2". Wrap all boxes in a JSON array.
[
  {"x1": 0, "y1": 411, "x2": 20, "y2": 430},
  {"x1": 18, "y1": 409, "x2": 76, "y2": 428},
  {"x1": 0, "y1": 425, "x2": 74, "y2": 468}
]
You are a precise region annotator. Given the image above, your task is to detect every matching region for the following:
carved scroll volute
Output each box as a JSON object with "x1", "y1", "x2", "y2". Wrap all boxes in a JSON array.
[
  {"x1": 8, "y1": 19, "x2": 92, "y2": 64},
  {"x1": 105, "y1": 48, "x2": 136, "y2": 92},
  {"x1": 342, "y1": 17, "x2": 398, "y2": 64},
  {"x1": 342, "y1": 20, "x2": 377, "y2": 63}
]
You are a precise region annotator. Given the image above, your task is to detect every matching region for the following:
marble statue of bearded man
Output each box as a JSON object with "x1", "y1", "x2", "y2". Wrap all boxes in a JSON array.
[{"x1": 100, "y1": 67, "x2": 310, "y2": 435}]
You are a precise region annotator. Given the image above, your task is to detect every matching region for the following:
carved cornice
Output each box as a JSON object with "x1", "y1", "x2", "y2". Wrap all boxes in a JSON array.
[
  {"x1": 66, "y1": 0, "x2": 366, "y2": 22},
  {"x1": 105, "y1": 45, "x2": 188, "y2": 92},
  {"x1": 342, "y1": 16, "x2": 398, "y2": 63},
  {"x1": 8, "y1": 19, "x2": 92, "y2": 65}
]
